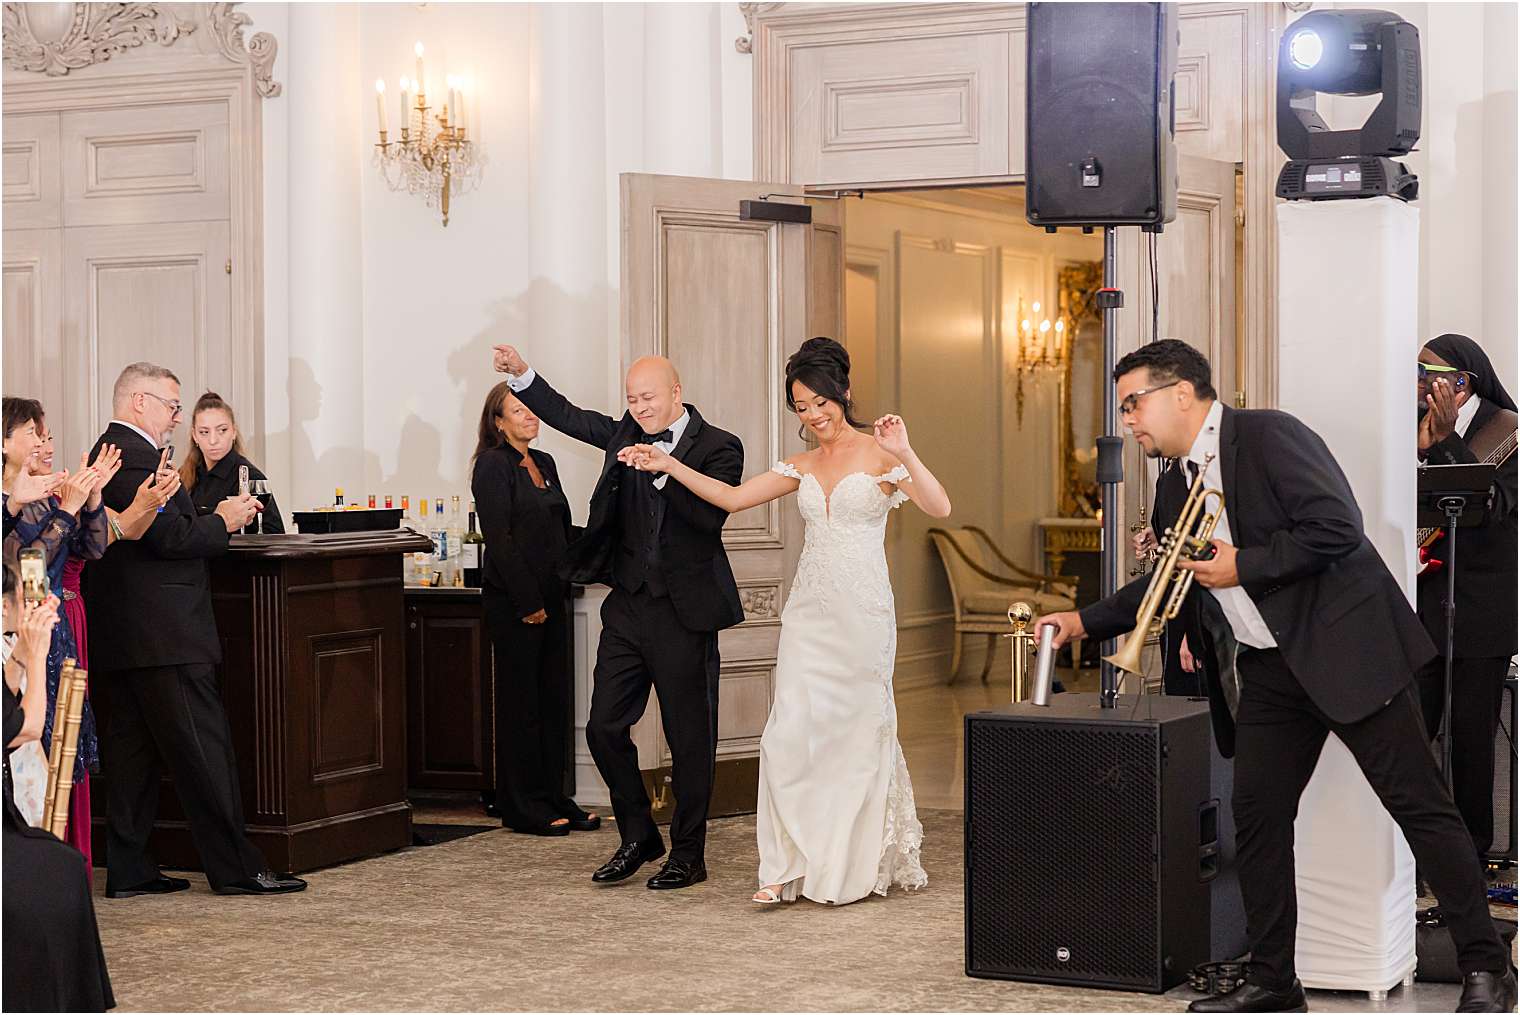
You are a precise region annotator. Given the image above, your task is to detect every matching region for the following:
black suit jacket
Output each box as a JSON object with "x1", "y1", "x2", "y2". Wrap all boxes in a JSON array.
[
  {"x1": 189, "y1": 450, "x2": 285, "y2": 534},
  {"x1": 514, "y1": 373, "x2": 745, "y2": 633},
  {"x1": 471, "y1": 443, "x2": 574, "y2": 618},
  {"x1": 1416, "y1": 399, "x2": 1518, "y2": 658},
  {"x1": 1081, "y1": 406, "x2": 1437, "y2": 756},
  {"x1": 85, "y1": 423, "x2": 231, "y2": 669}
]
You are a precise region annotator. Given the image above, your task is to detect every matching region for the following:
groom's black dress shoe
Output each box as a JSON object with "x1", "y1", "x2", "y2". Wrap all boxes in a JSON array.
[
  {"x1": 591, "y1": 839, "x2": 665, "y2": 883},
  {"x1": 212, "y1": 871, "x2": 308, "y2": 896},
  {"x1": 1456, "y1": 968, "x2": 1517, "y2": 1012},
  {"x1": 105, "y1": 874, "x2": 191, "y2": 899},
  {"x1": 646, "y1": 858, "x2": 707, "y2": 890},
  {"x1": 1187, "y1": 979, "x2": 1307, "y2": 1013}
]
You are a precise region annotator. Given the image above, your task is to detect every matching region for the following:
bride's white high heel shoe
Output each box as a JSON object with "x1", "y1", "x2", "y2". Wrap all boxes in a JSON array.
[{"x1": 752, "y1": 880, "x2": 799, "y2": 905}]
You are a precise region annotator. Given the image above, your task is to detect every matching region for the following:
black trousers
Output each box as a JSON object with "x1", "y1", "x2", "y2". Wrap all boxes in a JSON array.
[
  {"x1": 1233, "y1": 649, "x2": 1508, "y2": 988},
  {"x1": 1417, "y1": 653, "x2": 1511, "y2": 860},
  {"x1": 99, "y1": 663, "x2": 266, "y2": 891},
  {"x1": 483, "y1": 591, "x2": 577, "y2": 829},
  {"x1": 588, "y1": 586, "x2": 719, "y2": 863}
]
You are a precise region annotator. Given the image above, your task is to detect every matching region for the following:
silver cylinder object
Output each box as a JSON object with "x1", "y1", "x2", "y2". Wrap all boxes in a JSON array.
[{"x1": 1031, "y1": 624, "x2": 1057, "y2": 706}]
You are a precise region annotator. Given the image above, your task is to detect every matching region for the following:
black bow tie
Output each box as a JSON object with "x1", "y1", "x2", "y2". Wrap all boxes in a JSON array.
[{"x1": 648, "y1": 428, "x2": 675, "y2": 444}]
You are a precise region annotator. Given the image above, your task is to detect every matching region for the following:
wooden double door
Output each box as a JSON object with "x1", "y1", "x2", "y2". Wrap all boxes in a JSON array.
[{"x1": 3, "y1": 100, "x2": 238, "y2": 462}]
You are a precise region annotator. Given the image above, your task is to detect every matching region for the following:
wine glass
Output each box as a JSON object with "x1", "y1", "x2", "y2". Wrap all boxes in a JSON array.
[{"x1": 248, "y1": 479, "x2": 272, "y2": 533}]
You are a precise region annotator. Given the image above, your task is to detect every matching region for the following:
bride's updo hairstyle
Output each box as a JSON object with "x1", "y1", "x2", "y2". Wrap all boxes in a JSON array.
[{"x1": 785, "y1": 337, "x2": 870, "y2": 438}]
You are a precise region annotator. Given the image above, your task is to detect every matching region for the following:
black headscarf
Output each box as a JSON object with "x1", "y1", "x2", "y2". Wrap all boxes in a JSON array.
[{"x1": 1424, "y1": 333, "x2": 1517, "y2": 412}]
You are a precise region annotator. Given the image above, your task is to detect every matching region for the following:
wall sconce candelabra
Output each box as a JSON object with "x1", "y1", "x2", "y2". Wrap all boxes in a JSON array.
[
  {"x1": 1010, "y1": 295, "x2": 1070, "y2": 425},
  {"x1": 372, "y1": 43, "x2": 482, "y2": 226}
]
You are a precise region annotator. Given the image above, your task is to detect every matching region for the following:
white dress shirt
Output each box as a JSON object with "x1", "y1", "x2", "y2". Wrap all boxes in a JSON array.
[
  {"x1": 1455, "y1": 393, "x2": 1482, "y2": 438},
  {"x1": 108, "y1": 418, "x2": 159, "y2": 450},
  {"x1": 1182, "y1": 400, "x2": 1278, "y2": 650},
  {"x1": 506, "y1": 367, "x2": 689, "y2": 489}
]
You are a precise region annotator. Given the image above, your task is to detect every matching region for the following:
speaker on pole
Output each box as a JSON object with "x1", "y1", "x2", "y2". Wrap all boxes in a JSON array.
[
  {"x1": 964, "y1": 694, "x2": 1246, "y2": 992},
  {"x1": 1025, "y1": 2, "x2": 1179, "y2": 231}
]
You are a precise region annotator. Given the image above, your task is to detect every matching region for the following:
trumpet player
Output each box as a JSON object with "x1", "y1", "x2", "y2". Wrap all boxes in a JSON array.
[{"x1": 1037, "y1": 341, "x2": 1512, "y2": 1014}]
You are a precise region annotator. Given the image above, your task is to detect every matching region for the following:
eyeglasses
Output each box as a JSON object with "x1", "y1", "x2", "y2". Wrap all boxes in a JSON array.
[
  {"x1": 139, "y1": 391, "x2": 183, "y2": 416},
  {"x1": 1119, "y1": 380, "x2": 1181, "y2": 416},
  {"x1": 1417, "y1": 363, "x2": 1471, "y2": 390}
]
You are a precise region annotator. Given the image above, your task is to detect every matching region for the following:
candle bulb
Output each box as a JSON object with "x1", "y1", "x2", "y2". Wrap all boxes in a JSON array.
[
  {"x1": 374, "y1": 78, "x2": 387, "y2": 135},
  {"x1": 399, "y1": 77, "x2": 409, "y2": 131},
  {"x1": 414, "y1": 42, "x2": 425, "y2": 97},
  {"x1": 456, "y1": 87, "x2": 467, "y2": 135}
]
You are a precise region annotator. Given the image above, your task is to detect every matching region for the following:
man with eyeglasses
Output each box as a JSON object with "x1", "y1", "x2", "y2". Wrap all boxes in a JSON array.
[
  {"x1": 1038, "y1": 340, "x2": 1512, "y2": 1013},
  {"x1": 85, "y1": 362, "x2": 306, "y2": 898}
]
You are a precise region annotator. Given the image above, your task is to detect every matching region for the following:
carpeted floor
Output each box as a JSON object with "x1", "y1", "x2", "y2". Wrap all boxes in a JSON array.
[{"x1": 92, "y1": 808, "x2": 1481, "y2": 1012}]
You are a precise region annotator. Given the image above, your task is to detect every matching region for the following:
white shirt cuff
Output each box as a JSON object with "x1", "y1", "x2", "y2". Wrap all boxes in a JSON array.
[{"x1": 507, "y1": 366, "x2": 537, "y2": 392}]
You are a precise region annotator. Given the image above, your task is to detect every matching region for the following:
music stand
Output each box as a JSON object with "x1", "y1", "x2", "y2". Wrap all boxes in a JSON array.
[{"x1": 1417, "y1": 463, "x2": 1496, "y2": 786}]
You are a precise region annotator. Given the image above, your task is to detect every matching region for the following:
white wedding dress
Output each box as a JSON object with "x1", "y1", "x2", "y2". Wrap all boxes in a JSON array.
[{"x1": 755, "y1": 462, "x2": 928, "y2": 904}]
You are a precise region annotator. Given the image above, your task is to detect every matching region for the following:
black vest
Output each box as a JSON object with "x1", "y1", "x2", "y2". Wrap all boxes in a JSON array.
[{"x1": 613, "y1": 468, "x2": 667, "y2": 596}]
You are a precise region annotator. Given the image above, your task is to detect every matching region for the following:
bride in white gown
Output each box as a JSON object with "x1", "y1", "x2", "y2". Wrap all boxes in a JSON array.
[{"x1": 619, "y1": 338, "x2": 952, "y2": 905}]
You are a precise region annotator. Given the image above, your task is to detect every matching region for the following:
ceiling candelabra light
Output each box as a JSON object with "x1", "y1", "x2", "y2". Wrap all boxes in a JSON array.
[{"x1": 372, "y1": 42, "x2": 483, "y2": 226}]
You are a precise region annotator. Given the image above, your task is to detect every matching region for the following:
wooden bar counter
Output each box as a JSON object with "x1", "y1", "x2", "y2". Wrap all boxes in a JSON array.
[{"x1": 93, "y1": 529, "x2": 433, "y2": 873}]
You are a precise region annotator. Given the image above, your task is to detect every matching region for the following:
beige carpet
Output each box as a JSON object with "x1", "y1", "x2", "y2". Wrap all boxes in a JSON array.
[{"x1": 91, "y1": 808, "x2": 1478, "y2": 1012}]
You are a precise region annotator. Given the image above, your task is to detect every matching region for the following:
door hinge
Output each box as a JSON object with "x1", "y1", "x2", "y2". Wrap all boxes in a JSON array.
[{"x1": 225, "y1": 259, "x2": 232, "y2": 275}]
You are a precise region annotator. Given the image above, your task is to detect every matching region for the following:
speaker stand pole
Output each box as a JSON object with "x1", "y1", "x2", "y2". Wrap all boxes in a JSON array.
[
  {"x1": 1099, "y1": 225, "x2": 1122, "y2": 708},
  {"x1": 1439, "y1": 495, "x2": 1465, "y2": 791}
]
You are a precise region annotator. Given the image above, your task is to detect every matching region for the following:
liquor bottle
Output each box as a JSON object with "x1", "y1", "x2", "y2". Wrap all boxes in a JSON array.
[
  {"x1": 431, "y1": 497, "x2": 451, "y2": 586},
  {"x1": 368, "y1": 494, "x2": 377, "y2": 509},
  {"x1": 385, "y1": 494, "x2": 394, "y2": 509},
  {"x1": 462, "y1": 501, "x2": 484, "y2": 588},
  {"x1": 413, "y1": 497, "x2": 432, "y2": 585},
  {"x1": 334, "y1": 487, "x2": 345, "y2": 508},
  {"x1": 448, "y1": 495, "x2": 465, "y2": 587}
]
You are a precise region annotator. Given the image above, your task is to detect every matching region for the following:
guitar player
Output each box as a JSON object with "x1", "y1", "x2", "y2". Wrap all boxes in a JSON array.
[{"x1": 1415, "y1": 333, "x2": 1518, "y2": 866}]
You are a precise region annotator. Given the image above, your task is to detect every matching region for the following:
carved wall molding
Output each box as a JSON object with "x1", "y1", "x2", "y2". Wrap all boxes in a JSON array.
[
  {"x1": 736, "y1": 2, "x2": 783, "y2": 54},
  {"x1": 2, "y1": 2, "x2": 281, "y2": 97}
]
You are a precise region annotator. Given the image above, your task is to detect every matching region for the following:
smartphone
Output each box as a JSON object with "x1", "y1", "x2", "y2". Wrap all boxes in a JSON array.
[
  {"x1": 238, "y1": 464, "x2": 250, "y2": 498},
  {"x1": 19, "y1": 549, "x2": 46, "y2": 605}
]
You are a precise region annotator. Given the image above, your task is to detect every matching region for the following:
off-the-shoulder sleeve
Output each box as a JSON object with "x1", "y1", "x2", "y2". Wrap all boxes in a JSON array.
[
  {"x1": 771, "y1": 461, "x2": 803, "y2": 481},
  {"x1": 877, "y1": 464, "x2": 911, "y2": 509}
]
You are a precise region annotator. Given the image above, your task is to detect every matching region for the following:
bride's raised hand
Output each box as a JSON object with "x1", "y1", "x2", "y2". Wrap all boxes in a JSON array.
[
  {"x1": 617, "y1": 443, "x2": 674, "y2": 474},
  {"x1": 873, "y1": 414, "x2": 910, "y2": 457}
]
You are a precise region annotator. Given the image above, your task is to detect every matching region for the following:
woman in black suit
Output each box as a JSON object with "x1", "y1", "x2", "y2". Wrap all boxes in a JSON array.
[
  {"x1": 471, "y1": 382, "x2": 597, "y2": 836},
  {"x1": 181, "y1": 391, "x2": 284, "y2": 534}
]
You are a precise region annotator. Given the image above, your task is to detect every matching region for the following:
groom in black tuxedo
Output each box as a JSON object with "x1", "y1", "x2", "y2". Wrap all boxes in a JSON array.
[
  {"x1": 493, "y1": 345, "x2": 744, "y2": 890},
  {"x1": 1039, "y1": 341, "x2": 1513, "y2": 1013}
]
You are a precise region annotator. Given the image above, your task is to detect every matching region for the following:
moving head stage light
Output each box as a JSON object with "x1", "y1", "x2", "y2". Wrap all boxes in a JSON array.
[{"x1": 1275, "y1": 8, "x2": 1421, "y2": 202}]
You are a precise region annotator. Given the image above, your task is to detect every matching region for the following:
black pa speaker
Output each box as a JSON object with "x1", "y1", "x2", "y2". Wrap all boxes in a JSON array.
[
  {"x1": 1490, "y1": 675, "x2": 1517, "y2": 862},
  {"x1": 965, "y1": 693, "x2": 1245, "y2": 992},
  {"x1": 1025, "y1": 2, "x2": 1179, "y2": 231}
]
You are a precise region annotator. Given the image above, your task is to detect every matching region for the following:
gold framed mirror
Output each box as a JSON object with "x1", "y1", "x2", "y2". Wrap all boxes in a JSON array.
[{"x1": 1056, "y1": 261, "x2": 1104, "y2": 517}]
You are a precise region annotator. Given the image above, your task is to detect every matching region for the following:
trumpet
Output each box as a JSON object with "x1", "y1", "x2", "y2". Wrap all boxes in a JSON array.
[{"x1": 1103, "y1": 455, "x2": 1224, "y2": 676}]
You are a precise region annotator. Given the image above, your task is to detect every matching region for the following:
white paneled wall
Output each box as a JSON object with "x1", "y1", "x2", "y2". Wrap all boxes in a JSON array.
[{"x1": 248, "y1": 2, "x2": 755, "y2": 516}]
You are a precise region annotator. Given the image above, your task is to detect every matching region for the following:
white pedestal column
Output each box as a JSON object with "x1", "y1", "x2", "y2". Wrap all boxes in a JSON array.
[
  {"x1": 1276, "y1": 197, "x2": 1420, "y2": 995},
  {"x1": 286, "y1": 2, "x2": 366, "y2": 514}
]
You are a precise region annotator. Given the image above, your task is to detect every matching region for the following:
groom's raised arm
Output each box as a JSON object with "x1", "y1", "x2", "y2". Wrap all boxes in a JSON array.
[{"x1": 509, "y1": 368, "x2": 620, "y2": 451}]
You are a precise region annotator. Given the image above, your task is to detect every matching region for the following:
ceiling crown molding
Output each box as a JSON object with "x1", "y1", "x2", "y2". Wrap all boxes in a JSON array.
[{"x1": 2, "y1": 2, "x2": 281, "y2": 97}]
